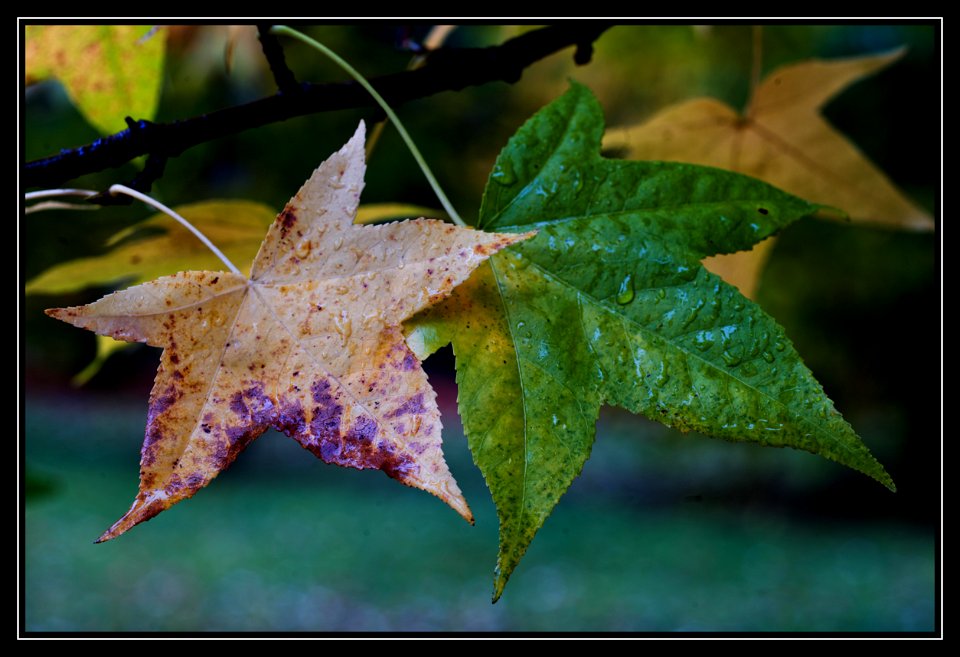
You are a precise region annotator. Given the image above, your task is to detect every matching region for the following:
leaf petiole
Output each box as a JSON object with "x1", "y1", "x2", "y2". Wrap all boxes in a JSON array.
[
  {"x1": 107, "y1": 185, "x2": 243, "y2": 276},
  {"x1": 24, "y1": 186, "x2": 243, "y2": 276},
  {"x1": 270, "y1": 25, "x2": 467, "y2": 228}
]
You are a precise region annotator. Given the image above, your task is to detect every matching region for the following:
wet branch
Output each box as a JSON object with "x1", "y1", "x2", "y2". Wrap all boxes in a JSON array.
[{"x1": 25, "y1": 24, "x2": 613, "y2": 190}]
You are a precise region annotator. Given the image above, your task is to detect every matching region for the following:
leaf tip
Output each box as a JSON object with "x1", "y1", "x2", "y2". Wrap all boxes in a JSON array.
[{"x1": 491, "y1": 581, "x2": 505, "y2": 604}]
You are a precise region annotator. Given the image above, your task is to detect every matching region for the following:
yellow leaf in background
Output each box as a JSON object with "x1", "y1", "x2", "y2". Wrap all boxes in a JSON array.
[
  {"x1": 25, "y1": 25, "x2": 165, "y2": 135},
  {"x1": 71, "y1": 335, "x2": 130, "y2": 387},
  {"x1": 355, "y1": 203, "x2": 445, "y2": 225},
  {"x1": 604, "y1": 48, "x2": 933, "y2": 297},
  {"x1": 26, "y1": 200, "x2": 277, "y2": 296}
]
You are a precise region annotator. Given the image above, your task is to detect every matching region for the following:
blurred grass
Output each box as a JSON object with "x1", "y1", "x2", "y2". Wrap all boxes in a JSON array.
[{"x1": 25, "y1": 392, "x2": 934, "y2": 632}]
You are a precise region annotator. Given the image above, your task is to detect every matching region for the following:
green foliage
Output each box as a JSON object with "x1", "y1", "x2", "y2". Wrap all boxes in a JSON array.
[
  {"x1": 407, "y1": 82, "x2": 893, "y2": 599},
  {"x1": 25, "y1": 25, "x2": 166, "y2": 135}
]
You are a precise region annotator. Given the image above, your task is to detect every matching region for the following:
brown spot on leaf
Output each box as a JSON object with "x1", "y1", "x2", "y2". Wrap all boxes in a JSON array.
[{"x1": 278, "y1": 206, "x2": 297, "y2": 237}]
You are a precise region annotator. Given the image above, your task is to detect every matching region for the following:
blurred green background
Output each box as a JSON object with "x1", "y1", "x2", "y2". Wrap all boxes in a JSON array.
[{"x1": 24, "y1": 24, "x2": 938, "y2": 632}]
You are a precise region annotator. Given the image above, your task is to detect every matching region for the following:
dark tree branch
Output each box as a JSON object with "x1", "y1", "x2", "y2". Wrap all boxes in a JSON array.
[
  {"x1": 25, "y1": 24, "x2": 612, "y2": 190},
  {"x1": 256, "y1": 24, "x2": 298, "y2": 93}
]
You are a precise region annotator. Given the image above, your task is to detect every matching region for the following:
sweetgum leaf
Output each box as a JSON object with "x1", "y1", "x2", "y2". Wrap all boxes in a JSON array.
[
  {"x1": 407, "y1": 82, "x2": 894, "y2": 601},
  {"x1": 47, "y1": 123, "x2": 529, "y2": 542},
  {"x1": 603, "y1": 48, "x2": 933, "y2": 298}
]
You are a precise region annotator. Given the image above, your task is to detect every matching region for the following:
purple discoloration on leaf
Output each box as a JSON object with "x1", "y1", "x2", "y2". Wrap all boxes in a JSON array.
[
  {"x1": 310, "y1": 403, "x2": 343, "y2": 441},
  {"x1": 310, "y1": 412, "x2": 418, "y2": 480},
  {"x1": 226, "y1": 425, "x2": 249, "y2": 445},
  {"x1": 347, "y1": 415, "x2": 377, "y2": 443},
  {"x1": 164, "y1": 474, "x2": 183, "y2": 495},
  {"x1": 311, "y1": 379, "x2": 333, "y2": 403},
  {"x1": 386, "y1": 393, "x2": 426, "y2": 418},
  {"x1": 229, "y1": 391, "x2": 248, "y2": 417},
  {"x1": 149, "y1": 384, "x2": 181, "y2": 418},
  {"x1": 401, "y1": 351, "x2": 418, "y2": 371},
  {"x1": 276, "y1": 398, "x2": 307, "y2": 437}
]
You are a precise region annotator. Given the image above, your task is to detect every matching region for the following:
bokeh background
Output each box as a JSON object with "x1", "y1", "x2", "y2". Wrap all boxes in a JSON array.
[{"x1": 23, "y1": 24, "x2": 939, "y2": 632}]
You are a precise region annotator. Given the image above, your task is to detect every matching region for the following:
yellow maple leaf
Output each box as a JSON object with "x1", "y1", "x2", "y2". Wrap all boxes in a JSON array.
[
  {"x1": 47, "y1": 123, "x2": 530, "y2": 542},
  {"x1": 25, "y1": 25, "x2": 165, "y2": 135},
  {"x1": 604, "y1": 48, "x2": 933, "y2": 297}
]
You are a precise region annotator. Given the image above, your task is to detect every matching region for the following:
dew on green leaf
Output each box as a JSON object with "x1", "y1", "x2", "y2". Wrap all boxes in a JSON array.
[
  {"x1": 408, "y1": 81, "x2": 895, "y2": 600},
  {"x1": 615, "y1": 273, "x2": 635, "y2": 305},
  {"x1": 491, "y1": 160, "x2": 516, "y2": 185},
  {"x1": 693, "y1": 330, "x2": 715, "y2": 352},
  {"x1": 721, "y1": 349, "x2": 743, "y2": 367},
  {"x1": 571, "y1": 168, "x2": 584, "y2": 195}
]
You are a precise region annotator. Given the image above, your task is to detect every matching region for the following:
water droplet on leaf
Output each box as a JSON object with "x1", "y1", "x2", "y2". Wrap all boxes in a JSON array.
[
  {"x1": 721, "y1": 349, "x2": 742, "y2": 367},
  {"x1": 492, "y1": 161, "x2": 516, "y2": 185},
  {"x1": 616, "y1": 274, "x2": 635, "y2": 305},
  {"x1": 295, "y1": 239, "x2": 312, "y2": 258},
  {"x1": 693, "y1": 331, "x2": 715, "y2": 351},
  {"x1": 571, "y1": 168, "x2": 583, "y2": 196}
]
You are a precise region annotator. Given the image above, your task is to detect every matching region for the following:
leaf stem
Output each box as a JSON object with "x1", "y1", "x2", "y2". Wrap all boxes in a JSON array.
[
  {"x1": 24, "y1": 188, "x2": 98, "y2": 201},
  {"x1": 25, "y1": 200, "x2": 101, "y2": 215},
  {"x1": 365, "y1": 25, "x2": 457, "y2": 160},
  {"x1": 107, "y1": 184, "x2": 242, "y2": 276},
  {"x1": 271, "y1": 25, "x2": 467, "y2": 228}
]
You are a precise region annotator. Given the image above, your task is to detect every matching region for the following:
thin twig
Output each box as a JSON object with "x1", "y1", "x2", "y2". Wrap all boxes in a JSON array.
[{"x1": 257, "y1": 24, "x2": 298, "y2": 93}]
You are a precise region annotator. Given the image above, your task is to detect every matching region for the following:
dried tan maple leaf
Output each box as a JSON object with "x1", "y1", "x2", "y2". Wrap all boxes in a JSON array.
[
  {"x1": 603, "y1": 48, "x2": 933, "y2": 297},
  {"x1": 47, "y1": 123, "x2": 530, "y2": 542}
]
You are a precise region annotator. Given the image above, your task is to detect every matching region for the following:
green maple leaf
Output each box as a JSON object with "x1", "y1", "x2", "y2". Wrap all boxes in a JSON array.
[{"x1": 406, "y1": 82, "x2": 894, "y2": 601}]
